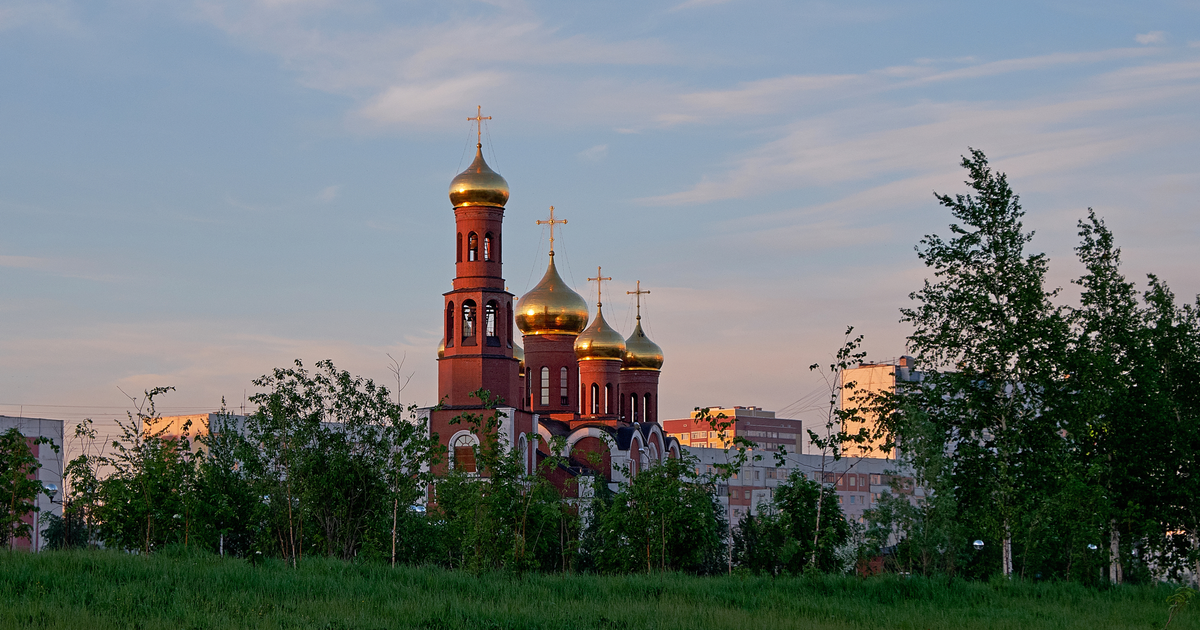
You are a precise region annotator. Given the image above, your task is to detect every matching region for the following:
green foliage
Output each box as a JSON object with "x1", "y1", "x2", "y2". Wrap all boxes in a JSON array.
[
  {"x1": 235, "y1": 359, "x2": 439, "y2": 563},
  {"x1": 581, "y1": 454, "x2": 727, "y2": 574},
  {"x1": 734, "y1": 470, "x2": 849, "y2": 574},
  {"x1": 887, "y1": 148, "x2": 1200, "y2": 584},
  {"x1": 0, "y1": 427, "x2": 54, "y2": 548},
  {"x1": 433, "y1": 389, "x2": 578, "y2": 573},
  {"x1": 899, "y1": 149, "x2": 1071, "y2": 578}
]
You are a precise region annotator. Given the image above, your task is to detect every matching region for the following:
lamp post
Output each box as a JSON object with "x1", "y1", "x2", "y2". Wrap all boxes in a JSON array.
[
  {"x1": 43, "y1": 483, "x2": 62, "y2": 552},
  {"x1": 973, "y1": 539, "x2": 984, "y2": 551}
]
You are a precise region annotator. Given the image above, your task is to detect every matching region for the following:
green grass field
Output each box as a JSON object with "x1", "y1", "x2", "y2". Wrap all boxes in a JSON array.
[{"x1": 0, "y1": 550, "x2": 1195, "y2": 630}]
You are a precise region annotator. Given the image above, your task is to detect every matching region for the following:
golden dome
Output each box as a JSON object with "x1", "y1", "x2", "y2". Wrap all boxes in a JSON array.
[
  {"x1": 515, "y1": 255, "x2": 589, "y2": 336},
  {"x1": 574, "y1": 306, "x2": 626, "y2": 361},
  {"x1": 514, "y1": 341, "x2": 525, "y2": 373},
  {"x1": 623, "y1": 320, "x2": 664, "y2": 370},
  {"x1": 437, "y1": 337, "x2": 446, "y2": 359},
  {"x1": 449, "y1": 144, "x2": 509, "y2": 208}
]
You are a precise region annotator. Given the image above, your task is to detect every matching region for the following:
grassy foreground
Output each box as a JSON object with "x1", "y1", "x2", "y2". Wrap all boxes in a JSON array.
[{"x1": 0, "y1": 550, "x2": 1194, "y2": 630}]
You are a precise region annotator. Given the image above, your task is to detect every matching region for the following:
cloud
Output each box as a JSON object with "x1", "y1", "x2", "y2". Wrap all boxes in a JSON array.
[
  {"x1": 638, "y1": 49, "x2": 1200, "y2": 206},
  {"x1": 356, "y1": 73, "x2": 509, "y2": 126},
  {"x1": 0, "y1": 0, "x2": 76, "y2": 31},
  {"x1": 193, "y1": 1, "x2": 677, "y2": 129},
  {"x1": 670, "y1": 0, "x2": 737, "y2": 11},
  {"x1": 1136, "y1": 31, "x2": 1166, "y2": 45},
  {"x1": 316, "y1": 185, "x2": 340, "y2": 202},
  {"x1": 0, "y1": 254, "x2": 45, "y2": 269},
  {"x1": 578, "y1": 144, "x2": 608, "y2": 162}
]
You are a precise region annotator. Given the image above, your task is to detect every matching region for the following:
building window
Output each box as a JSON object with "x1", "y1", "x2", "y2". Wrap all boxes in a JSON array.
[
  {"x1": 605, "y1": 383, "x2": 613, "y2": 414},
  {"x1": 517, "y1": 434, "x2": 529, "y2": 476},
  {"x1": 631, "y1": 393, "x2": 639, "y2": 422},
  {"x1": 643, "y1": 393, "x2": 652, "y2": 422},
  {"x1": 467, "y1": 232, "x2": 478, "y2": 261},
  {"x1": 456, "y1": 233, "x2": 463, "y2": 263},
  {"x1": 540, "y1": 367, "x2": 550, "y2": 406},
  {"x1": 870, "y1": 474, "x2": 881, "y2": 485},
  {"x1": 485, "y1": 301, "x2": 499, "y2": 346},
  {"x1": 462, "y1": 300, "x2": 476, "y2": 341},
  {"x1": 591, "y1": 383, "x2": 599, "y2": 414},
  {"x1": 445, "y1": 302, "x2": 455, "y2": 348},
  {"x1": 483, "y1": 233, "x2": 493, "y2": 261},
  {"x1": 744, "y1": 490, "x2": 751, "y2": 500},
  {"x1": 560, "y1": 367, "x2": 569, "y2": 406},
  {"x1": 453, "y1": 434, "x2": 477, "y2": 473}
]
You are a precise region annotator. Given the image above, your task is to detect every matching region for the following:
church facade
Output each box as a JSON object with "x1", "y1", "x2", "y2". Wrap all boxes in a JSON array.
[{"x1": 423, "y1": 132, "x2": 679, "y2": 494}]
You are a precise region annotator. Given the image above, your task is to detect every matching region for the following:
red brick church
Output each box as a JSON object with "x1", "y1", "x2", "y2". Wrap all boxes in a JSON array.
[{"x1": 423, "y1": 117, "x2": 679, "y2": 494}]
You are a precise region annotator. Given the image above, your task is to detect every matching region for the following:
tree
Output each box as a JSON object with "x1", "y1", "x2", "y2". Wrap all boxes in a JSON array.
[
  {"x1": 434, "y1": 389, "x2": 577, "y2": 573},
  {"x1": 733, "y1": 470, "x2": 849, "y2": 574},
  {"x1": 581, "y1": 454, "x2": 726, "y2": 574},
  {"x1": 240, "y1": 359, "x2": 439, "y2": 564},
  {"x1": 0, "y1": 428, "x2": 54, "y2": 549},
  {"x1": 93, "y1": 387, "x2": 199, "y2": 554},
  {"x1": 899, "y1": 148, "x2": 1068, "y2": 577}
]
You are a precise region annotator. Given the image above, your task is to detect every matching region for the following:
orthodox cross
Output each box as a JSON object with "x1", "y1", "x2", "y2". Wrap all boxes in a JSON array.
[
  {"x1": 536, "y1": 206, "x2": 567, "y2": 254},
  {"x1": 588, "y1": 266, "x2": 612, "y2": 307},
  {"x1": 627, "y1": 280, "x2": 650, "y2": 320},
  {"x1": 467, "y1": 105, "x2": 491, "y2": 146}
]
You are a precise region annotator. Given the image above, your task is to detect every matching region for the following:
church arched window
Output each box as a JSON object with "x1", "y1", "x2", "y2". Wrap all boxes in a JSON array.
[
  {"x1": 540, "y1": 367, "x2": 550, "y2": 406},
  {"x1": 485, "y1": 301, "x2": 499, "y2": 346},
  {"x1": 631, "y1": 393, "x2": 639, "y2": 422},
  {"x1": 591, "y1": 383, "x2": 599, "y2": 414},
  {"x1": 605, "y1": 383, "x2": 613, "y2": 414},
  {"x1": 483, "y1": 233, "x2": 493, "y2": 261},
  {"x1": 560, "y1": 367, "x2": 569, "y2": 406},
  {"x1": 456, "y1": 233, "x2": 463, "y2": 263},
  {"x1": 445, "y1": 302, "x2": 455, "y2": 348},
  {"x1": 517, "y1": 434, "x2": 529, "y2": 476},
  {"x1": 462, "y1": 300, "x2": 476, "y2": 342},
  {"x1": 467, "y1": 232, "x2": 478, "y2": 261},
  {"x1": 644, "y1": 393, "x2": 652, "y2": 423},
  {"x1": 453, "y1": 434, "x2": 477, "y2": 473}
]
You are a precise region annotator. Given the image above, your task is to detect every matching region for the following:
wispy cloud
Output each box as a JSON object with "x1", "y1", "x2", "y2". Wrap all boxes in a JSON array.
[
  {"x1": 1136, "y1": 31, "x2": 1166, "y2": 45},
  {"x1": 578, "y1": 144, "x2": 608, "y2": 162}
]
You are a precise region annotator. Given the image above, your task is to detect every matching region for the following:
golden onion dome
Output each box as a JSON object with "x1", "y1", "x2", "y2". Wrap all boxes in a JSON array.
[
  {"x1": 449, "y1": 144, "x2": 509, "y2": 208},
  {"x1": 623, "y1": 320, "x2": 664, "y2": 370},
  {"x1": 574, "y1": 306, "x2": 626, "y2": 361},
  {"x1": 514, "y1": 341, "x2": 525, "y2": 373},
  {"x1": 437, "y1": 337, "x2": 446, "y2": 359},
  {"x1": 515, "y1": 255, "x2": 589, "y2": 336}
]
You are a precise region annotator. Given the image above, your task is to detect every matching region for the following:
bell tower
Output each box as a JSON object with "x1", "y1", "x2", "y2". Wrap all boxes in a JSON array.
[{"x1": 436, "y1": 109, "x2": 521, "y2": 409}]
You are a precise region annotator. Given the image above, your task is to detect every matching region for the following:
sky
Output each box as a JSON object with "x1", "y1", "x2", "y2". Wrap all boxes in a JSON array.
[{"x1": 2, "y1": 0, "x2": 1199, "y2": 445}]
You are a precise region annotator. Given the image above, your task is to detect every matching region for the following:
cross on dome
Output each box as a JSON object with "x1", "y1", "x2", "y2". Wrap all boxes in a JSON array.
[
  {"x1": 536, "y1": 206, "x2": 567, "y2": 255},
  {"x1": 627, "y1": 280, "x2": 650, "y2": 320},
  {"x1": 588, "y1": 266, "x2": 612, "y2": 308},
  {"x1": 467, "y1": 105, "x2": 492, "y2": 146}
]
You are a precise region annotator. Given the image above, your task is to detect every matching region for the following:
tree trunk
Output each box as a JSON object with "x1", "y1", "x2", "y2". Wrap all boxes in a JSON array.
[
  {"x1": 391, "y1": 497, "x2": 398, "y2": 567},
  {"x1": 1002, "y1": 520, "x2": 1013, "y2": 577},
  {"x1": 1109, "y1": 524, "x2": 1122, "y2": 584}
]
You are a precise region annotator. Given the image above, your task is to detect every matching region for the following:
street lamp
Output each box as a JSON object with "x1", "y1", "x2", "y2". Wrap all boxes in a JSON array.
[{"x1": 973, "y1": 539, "x2": 985, "y2": 551}]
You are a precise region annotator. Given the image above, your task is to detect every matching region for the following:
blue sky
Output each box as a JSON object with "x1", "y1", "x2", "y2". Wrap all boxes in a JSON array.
[{"x1": 2, "y1": 0, "x2": 1199, "y2": 438}]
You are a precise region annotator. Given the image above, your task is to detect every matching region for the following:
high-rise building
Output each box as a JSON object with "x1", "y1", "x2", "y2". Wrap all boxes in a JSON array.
[
  {"x1": 661, "y1": 406, "x2": 801, "y2": 453},
  {"x1": 838, "y1": 356, "x2": 923, "y2": 458}
]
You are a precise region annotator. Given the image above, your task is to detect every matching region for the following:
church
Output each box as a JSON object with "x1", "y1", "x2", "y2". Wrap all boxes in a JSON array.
[{"x1": 423, "y1": 115, "x2": 680, "y2": 495}]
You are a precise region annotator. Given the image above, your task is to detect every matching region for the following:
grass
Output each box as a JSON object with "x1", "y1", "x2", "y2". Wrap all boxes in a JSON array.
[{"x1": 0, "y1": 549, "x2": 1195, "y2": 630}]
